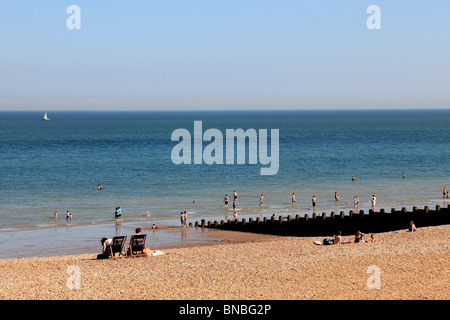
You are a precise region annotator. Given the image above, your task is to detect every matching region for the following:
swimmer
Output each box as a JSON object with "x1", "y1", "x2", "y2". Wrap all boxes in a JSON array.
[
  {"x1": 259, "y1": 194, "x2": 264, "y2": 206},
  {"x1": 292, "y1": 193, "x2": 296, "y2": 204},
  {"x1": 335, "y1": 192, "x2": 339, "y2": 201}
]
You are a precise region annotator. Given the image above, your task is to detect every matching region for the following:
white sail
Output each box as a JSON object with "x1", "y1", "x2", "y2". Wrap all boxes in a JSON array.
[{"x1": 43, "y1": 111, "x2": 50, "y2": 121}]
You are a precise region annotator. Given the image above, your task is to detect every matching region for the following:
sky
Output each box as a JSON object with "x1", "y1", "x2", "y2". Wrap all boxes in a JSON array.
[{"x1": 0, "y1": 0, "x2": 449, "y2": 111}]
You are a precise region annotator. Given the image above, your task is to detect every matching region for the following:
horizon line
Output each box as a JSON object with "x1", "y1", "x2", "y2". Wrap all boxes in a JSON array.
[{"x1": 1, "y1": 107, "x2": 449, "y2": 112}]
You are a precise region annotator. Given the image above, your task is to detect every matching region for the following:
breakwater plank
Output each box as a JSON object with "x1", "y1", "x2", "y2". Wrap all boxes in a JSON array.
[{"x1": 195, "y1": 205, "x2": 450, "y2": 236}]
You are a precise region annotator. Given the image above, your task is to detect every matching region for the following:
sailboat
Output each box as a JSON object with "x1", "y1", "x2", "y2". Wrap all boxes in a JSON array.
[{"x1": 43, "y1": 111, "x2": 50, "y2": 121}]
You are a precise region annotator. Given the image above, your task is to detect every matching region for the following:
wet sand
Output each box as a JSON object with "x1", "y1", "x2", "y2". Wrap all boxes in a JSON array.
[{"x1": 0, "y1": 224, "x2": 448, "y2": 300}]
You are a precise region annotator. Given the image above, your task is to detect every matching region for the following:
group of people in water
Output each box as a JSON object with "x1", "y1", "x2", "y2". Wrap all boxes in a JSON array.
[
  {"x1": 53, "y1": 210, "x2": 72, "y2": 221},
  {"x1": 223, "y1": 190, "x2": 240, "y2": 220}
]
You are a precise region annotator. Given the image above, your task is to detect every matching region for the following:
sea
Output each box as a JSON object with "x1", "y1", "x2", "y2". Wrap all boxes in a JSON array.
[{"x1": 0, "y1": 109, "x2": 449, "y2": 259}]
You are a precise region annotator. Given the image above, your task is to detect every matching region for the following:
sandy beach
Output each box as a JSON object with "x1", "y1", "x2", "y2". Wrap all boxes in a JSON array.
[{"x1": 0, "y1": 224, "x2": 448, "y2": 300}]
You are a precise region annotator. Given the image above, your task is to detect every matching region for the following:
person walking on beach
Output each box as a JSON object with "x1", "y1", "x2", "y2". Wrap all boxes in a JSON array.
[
  {"x1": 312, "y1": 196, "x2": 316, "y2": 208},
  {"x1": 443, "y1": 187, "x2": 447, "y2": 199},
  {"x1": 335, "y1": 192, "x2": 339, "y2": 201},
  {"x1": 224, "y1": 194, "x2": 229, "y2": 206},
  {"x1": 54, "y1": 210, "x2": 58, "y2": 219},
  {"x1": 259, "y1": 194, "x2": 264, "y2": 206},
  {"x1": 371, "y1": 195, "x2": 376, "y2": 210},
  {"x1": 292, "y1": 193, "x2": 296, "y2": 204},
  {"x1": 233, "y1": 210, "x2": 238, "y2": 220}
]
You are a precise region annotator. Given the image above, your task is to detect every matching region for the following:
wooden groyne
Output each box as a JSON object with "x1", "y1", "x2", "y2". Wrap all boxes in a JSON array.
[{"x1": 194, "y1": 205, "x2": 450, "y2": 236}]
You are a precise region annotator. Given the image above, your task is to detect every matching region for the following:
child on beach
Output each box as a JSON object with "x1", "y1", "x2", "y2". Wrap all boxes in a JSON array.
[{"x1": 408, "y1": 221, "x2": 417, "y2": 232}]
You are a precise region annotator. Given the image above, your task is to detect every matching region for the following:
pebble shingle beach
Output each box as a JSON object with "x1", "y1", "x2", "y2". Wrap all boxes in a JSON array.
[{"x1": 0, "y1": 225, "x2": 448, "y2": 300}]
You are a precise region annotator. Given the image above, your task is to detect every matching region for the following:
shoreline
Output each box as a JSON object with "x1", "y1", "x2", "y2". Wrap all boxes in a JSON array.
[{"x1": 0, "y1": 224, "x2": 448, "y2": 300}]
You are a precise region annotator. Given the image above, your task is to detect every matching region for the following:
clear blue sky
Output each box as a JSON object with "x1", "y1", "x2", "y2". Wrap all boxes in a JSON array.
[{"x1": 0, "y1": 0, "x2": 449, "y2": 110}]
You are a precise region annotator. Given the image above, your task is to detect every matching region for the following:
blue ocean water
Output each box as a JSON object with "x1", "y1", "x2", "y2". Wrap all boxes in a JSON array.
[{"x1": 0, "y1": 109, "x2": 449, "y2": 257}]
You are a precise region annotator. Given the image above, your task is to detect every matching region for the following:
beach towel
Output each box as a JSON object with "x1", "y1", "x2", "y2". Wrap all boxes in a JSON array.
[{"x1": 148, "y1": 250, "x2": 164, "y2": 257}]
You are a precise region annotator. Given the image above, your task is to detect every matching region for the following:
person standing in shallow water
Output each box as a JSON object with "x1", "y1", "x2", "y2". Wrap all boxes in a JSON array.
[
  {"x1": 224, "y1": 194, "x2": 229, "y2": 206},
  {"x1": 180, "y1": 212, "x2": 185, "y2": 227},
  {"x1": 184, "y1": 211, "x2": 188, "y2": 227}
]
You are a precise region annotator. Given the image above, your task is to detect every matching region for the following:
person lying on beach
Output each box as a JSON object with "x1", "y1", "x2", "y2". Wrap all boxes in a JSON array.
[
  {"x1": 354, "y1": 231, "x2": 365, "y2": 243},
  {"x1": 370, "y1": 234, "x2": 382, "y2": 242},
  {"x1": 407, "y1": 221, "x2": 417, "y2": 232}
]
